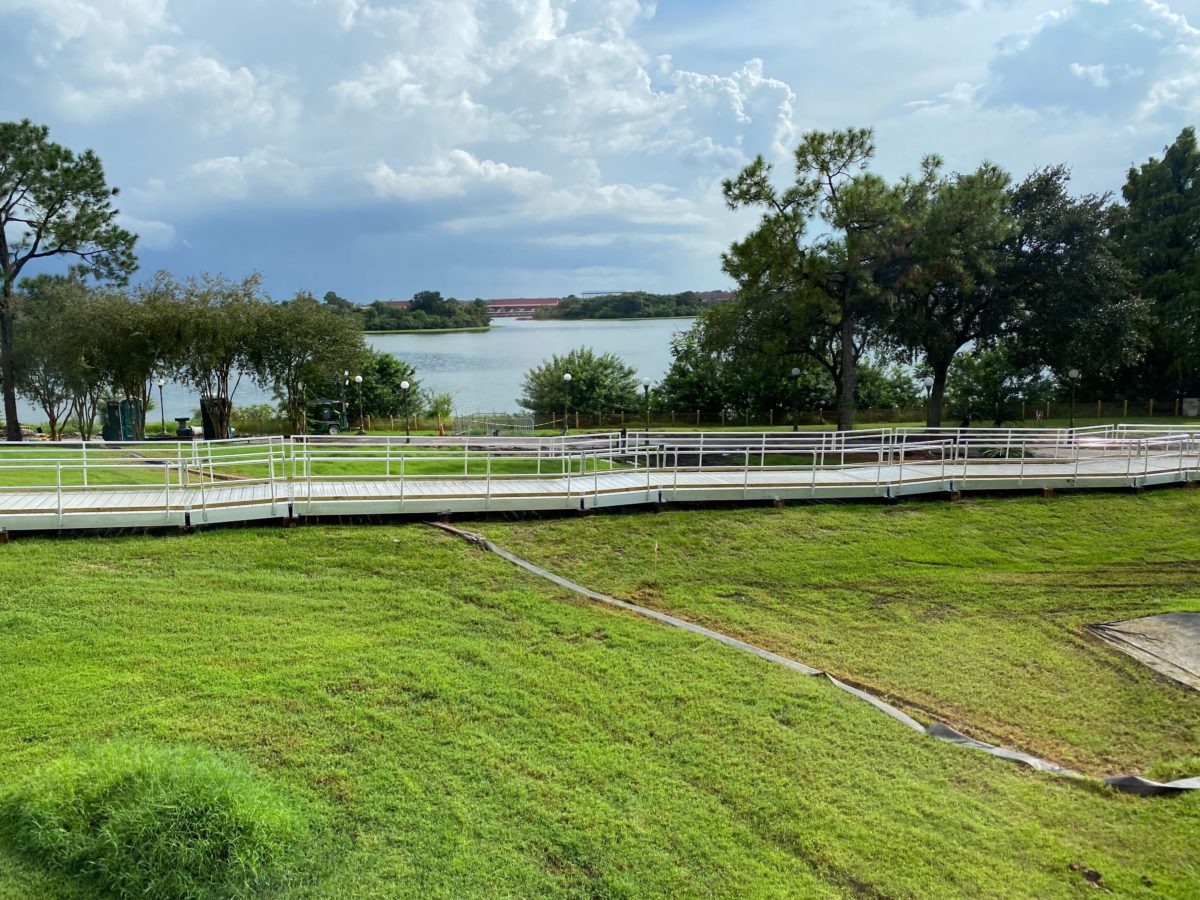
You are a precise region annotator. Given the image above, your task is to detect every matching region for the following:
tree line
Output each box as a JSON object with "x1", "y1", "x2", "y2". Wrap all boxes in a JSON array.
[
  {"x1": 9, "y1": 273, "x2": 378, "y2": 439},
  {"x1": 324, "y1": 290, "x2": 491, "y2": 331},
  {"x1": 532, "y1": 291, "x2": 714, "y2": 320},
  {"x1": 685, "y1": 125, "x2": 1198, "y2": 428}
]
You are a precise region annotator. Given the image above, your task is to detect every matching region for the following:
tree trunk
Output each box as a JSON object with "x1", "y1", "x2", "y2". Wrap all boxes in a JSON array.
[
  {"x1": 927, "y1": 363, "x2": 950, "y2": 428},
  {"x1": 1, "y1": 286, "x2": 21, "y2": 441},
  {"x1": 837, "y1": 297, "x2": 856, "y2": 432}
]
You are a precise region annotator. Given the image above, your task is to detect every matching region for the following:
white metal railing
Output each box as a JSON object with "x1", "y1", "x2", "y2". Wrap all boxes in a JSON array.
[{"x1": 0, "y1": 426, "x2": 1196, "y2": 524}]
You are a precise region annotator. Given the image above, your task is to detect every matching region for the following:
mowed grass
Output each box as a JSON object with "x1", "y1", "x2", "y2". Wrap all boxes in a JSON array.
[
  {"x1": 480, "y1": 490, "x2": 1200, "y2": 777},
  {"x1": 0, "y1": 519, "x2": 1195, "y2": 896}
]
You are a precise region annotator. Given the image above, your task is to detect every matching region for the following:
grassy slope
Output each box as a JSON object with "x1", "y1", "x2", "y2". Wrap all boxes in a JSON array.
[
  {"x1": 0, "y1": 521, "x2": 1194, "y2": 897},
  {"x1": 481, "y1": 491, "x2": 1200, "y2": 777}
]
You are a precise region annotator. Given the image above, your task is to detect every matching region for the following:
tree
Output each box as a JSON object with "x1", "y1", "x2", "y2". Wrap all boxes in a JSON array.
[
  {"x1": 88, "y1": 274, "x2": 185, "y2": 439},
  {"x1": 518, "y1": 347, "x2": 639, "y2": 418},
  {"x1": 425, "y1": 391, "x2": 454, "y2": 433},
  {"x1": 1116, "y1": 126, "x2": 1200, "y2": 397},
  {"x1": 0, "y1": 119, "x2": 137, "y2": 440},
  {"x1": 722, "y1": 128, "x2": 896, "y2": 430},
  {"x1": 355, "y1": 349, "x2": 418, "y2": 424},
  {"x1": 1002, "y1": 167, "x2": 1147, "y2": 394},
  {"x1": 658, "y1": 318, "x2": 833, "y2": 418},
  {"x1": 882, "y1": 159, "x2": 1015, "y2": 426},
  {"x1": 170, "y1": 274, "x2": 269, "y2": 440},
  {"x1": 252, "y1": 292, "x2": 364, "y2": 434},
  {"x1": 11, "y1": 275, "x2": 80, "y2": 439},
  {"x1": 945, "y1": 347, "x2": 1052, "y2": 427}
]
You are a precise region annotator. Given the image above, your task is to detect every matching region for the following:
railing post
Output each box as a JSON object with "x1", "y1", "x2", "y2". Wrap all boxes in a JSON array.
[
  {"x1": 56, "y1": 462, "x2": 63, "y2": 527},
  {"x1": 269, "y1": 441, "x2": 277, "y2": 515},
  {"x1": 81, "y1": 441, "x2": 88, "y2": 488},
  {"x1": 485, "y1": 453, "x2": 492, "y2": 509}
]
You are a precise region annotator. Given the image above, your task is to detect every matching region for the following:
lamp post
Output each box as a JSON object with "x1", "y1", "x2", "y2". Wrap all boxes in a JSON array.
[
  {"x1": 642, "y1": 378, "x2": 651, "y2": 432},
  {"x1": 562, "y1": 372, "x2": 572, "y2": 435},
  {"x1": 790, "y1": 367, "x2": 802, "y2": 432},
  {"x1": 354, "y1": 374, "x2": 364, "y2": 434},
  {"x1": 1067, "y1": 368, "x2": 1080, "y2": 431},
  {"x1": 400, "y1": 379, "x2": 410, "y2": 441},
  {"x1": 156, "y1": 377, "x2": 166, "y2": 436},
  {"x1": 922, "y1": 375, "x2": 935, "y2": 428},
  {"x1": 342, "y1": 370, "x2": 350, "y2": 425}
]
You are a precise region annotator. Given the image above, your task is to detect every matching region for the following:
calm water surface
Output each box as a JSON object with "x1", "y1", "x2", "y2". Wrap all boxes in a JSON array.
[
  {"x1": 368, "y1": 317, "x2": 693, "y2": 412},
  {"x1": 13, "y1": 317, "x2": 694, "y2": 424}
]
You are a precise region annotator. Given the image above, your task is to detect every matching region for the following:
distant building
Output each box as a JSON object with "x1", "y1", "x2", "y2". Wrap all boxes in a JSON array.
[{"x1": 484, "y1": 297, "x2": 563, "y2": 317}]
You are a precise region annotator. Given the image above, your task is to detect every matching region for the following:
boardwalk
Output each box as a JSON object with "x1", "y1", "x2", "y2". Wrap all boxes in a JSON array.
[{"x1": 1, "y1": 425, "x2": 1197, "y2": 533}]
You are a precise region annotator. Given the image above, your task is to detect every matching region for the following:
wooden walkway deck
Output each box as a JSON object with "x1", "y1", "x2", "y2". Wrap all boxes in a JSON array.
[{"x1": 1, "y1": 433, "x2": 1197, "y2": 532}]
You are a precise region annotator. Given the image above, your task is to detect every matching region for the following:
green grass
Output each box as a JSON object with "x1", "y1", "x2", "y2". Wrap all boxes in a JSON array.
[
  {"x1": 0, "y1": 503, "x2": 1196, "y2": 896},
  {"x1": 479, "y1": 490, "x2": 1200, "y2": 776},
  {"x1": 0, "y1": 740, "x2": 316, "y2": 898}
]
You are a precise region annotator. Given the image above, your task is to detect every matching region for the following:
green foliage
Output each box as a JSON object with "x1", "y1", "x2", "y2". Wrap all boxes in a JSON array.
[
  {"x1": 354, "y1": 348, "x2": 418, "y2": 419},
  {"x1": 252, "y1": 291, "x2": 365, "y2": 434},
  {"x1": 1116, "y1": 126, "x2": 1200, "y2": 396},
  {"x1": 722, "y1": 127, "x2": 899, "y2": 430},
  {"x1": 0, "y1": 118, "x2": 138, "y2": 440},
  {"x1": 169, "y1": 273, "x2": 272, "y2": 440},
  {"x1": 945, "y1": 347, "x2": 1053, "y2": 426},
  {"x1": 534, "y1": 292, "x2": 710, "y2": 320},
  {"x1": 11, "y1": 275, "x2": 84, "y2": 439},
  {"x1": 230, "y1": 403, "x2": 289, "y2": 436},
  {"x1": 658, "y1": 319, "x2": 833, "y2": 414},
  {"x1": 425, "y1": 390, "x2": 454, "y2": 424},
  {"x1": 1001, "y1": 167, "x2": 1147, "y2": 393},
  {"x1": 853, "y1": 363, "x2": 920, "y2": 409},
  {"x1": 519, "y1": 347, "x2": 639, "y2": 416},
  {"x1": 0, "y1": 740, "x2": 315, "y2": 898},
  {"x1": 358, "y1": 291, "x2": 490, "y2": 331},
  {"x1": 884, "y1": 158, "x2": 1015, "y2": 424}
]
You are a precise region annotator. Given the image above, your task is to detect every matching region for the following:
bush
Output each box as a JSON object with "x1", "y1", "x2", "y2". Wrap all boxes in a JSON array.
[
  {"x1": 0, "y1": 740, "x2": 316, "y2": 899},
  {"x1": 230, "y1": 403, "x2": 289, "y2": 436}
]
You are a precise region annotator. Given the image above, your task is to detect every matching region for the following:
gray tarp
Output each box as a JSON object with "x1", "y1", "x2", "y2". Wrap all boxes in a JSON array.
[{"x1": 1089, "y1": 613, "x2": 1200, "y2": 692}]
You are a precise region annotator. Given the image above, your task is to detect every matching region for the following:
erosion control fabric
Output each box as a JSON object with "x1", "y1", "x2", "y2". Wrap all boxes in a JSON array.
[
  {"x1": 1089, "y1": 613, "x2": 1200, "y2": 693},
  {"x1": 430, "y1": 523, "x2": 1200, "y2": 798}
]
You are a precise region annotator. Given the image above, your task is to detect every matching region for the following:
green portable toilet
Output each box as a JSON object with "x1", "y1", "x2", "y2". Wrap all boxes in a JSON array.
[{"x1": 101, "y1": 398, "x2": 142, "y2": 441}]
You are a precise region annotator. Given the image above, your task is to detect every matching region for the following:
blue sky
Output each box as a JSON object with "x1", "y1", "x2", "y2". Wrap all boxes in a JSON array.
[{"x1": 2, "y1": 0, "x2": 1198, "y2": 301}]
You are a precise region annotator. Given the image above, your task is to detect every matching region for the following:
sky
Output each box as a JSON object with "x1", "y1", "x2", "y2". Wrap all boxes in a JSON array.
[{"x1": 1, "y1": 0, "x2": 1198, "y2": 301}]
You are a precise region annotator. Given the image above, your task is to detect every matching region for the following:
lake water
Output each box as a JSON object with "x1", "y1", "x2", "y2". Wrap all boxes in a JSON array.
[{"x1": 12, "y1": 317, "x2": 695, "y2": 425}]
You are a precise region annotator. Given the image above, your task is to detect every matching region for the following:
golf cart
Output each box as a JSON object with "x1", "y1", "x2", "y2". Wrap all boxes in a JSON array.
[{"x1": 308, "y1": 399, "x2": 348, "y2": 435}]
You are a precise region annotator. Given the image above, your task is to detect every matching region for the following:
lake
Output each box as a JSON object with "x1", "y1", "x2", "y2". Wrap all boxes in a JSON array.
[{"x1": 12, "y1": 317, "x2": 695, "y2": 425}]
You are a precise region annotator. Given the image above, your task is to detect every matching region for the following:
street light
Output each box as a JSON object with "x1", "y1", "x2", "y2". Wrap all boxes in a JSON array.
[
  {"x1": 1067, "y1": 368, "x2": 1081, "y2": 431},
  {"x1": 156, "y1": 377, "x2": 166, "y2": 436},
  {"x1": 790, "y1": 367, "x2": 802, "y2": 432},
  {"x1": 922, "y1": 375, "x2": 935, "y2": 428},
  {"x1": 562, "y1": 372, "x2": 572, "y2": 435},
  {"x1": 354, "y1": 374, "x2": 364, "y2": 434},
  {"x1": 642, "y1": 378, "x2": 652, "y2": 432},
  {"x1": 400, "y1": 379, "x2": 411, "y2": 441}
]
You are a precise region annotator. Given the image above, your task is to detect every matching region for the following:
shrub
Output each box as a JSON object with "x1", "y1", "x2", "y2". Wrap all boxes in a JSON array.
[
  {"x1": 230, "y1": 403, "x2": 288, "y2": 436},
  {"x1": 0, "y1": 740, "x2": 316, "y2": 899}
]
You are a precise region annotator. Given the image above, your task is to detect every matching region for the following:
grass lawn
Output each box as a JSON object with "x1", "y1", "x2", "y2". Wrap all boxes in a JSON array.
[
  {"x1": 0, "y1": 500, "x2": 1196, "y2": 895},
  {"x1": 479, "y1": 490, "x2": 1200, "y2": 778}
]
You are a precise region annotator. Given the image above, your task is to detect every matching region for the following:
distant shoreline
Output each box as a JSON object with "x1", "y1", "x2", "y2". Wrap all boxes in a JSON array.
[
  {"x1": 528, "y1": 315, "x2": 700, "y2": 323},
  {"x1": 365, "y1": 326, "x2": 492, "y2": 335}
]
